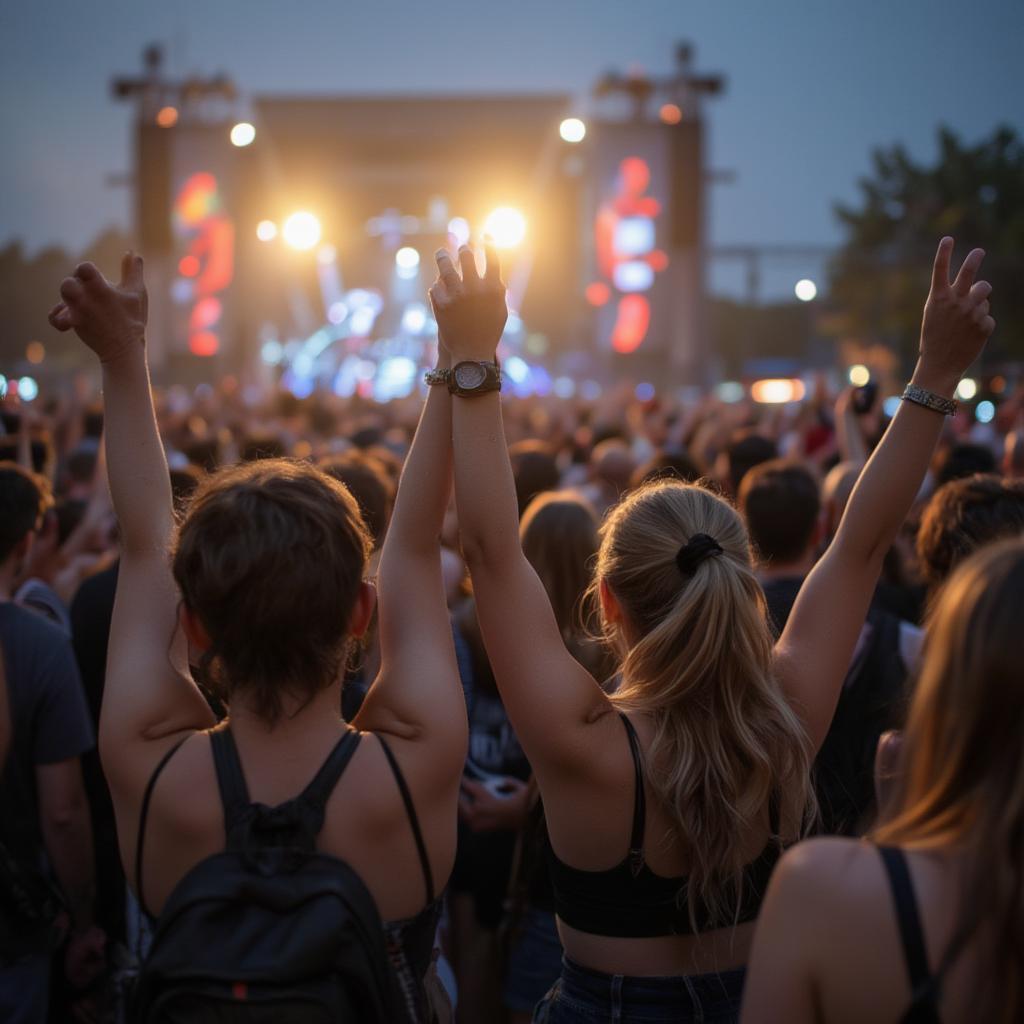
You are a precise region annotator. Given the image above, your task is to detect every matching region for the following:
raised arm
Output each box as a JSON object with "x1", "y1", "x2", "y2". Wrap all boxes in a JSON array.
[
  {"x1": 48, "y1": 256, "x2": 214, "y2": 793},
  {"x1": 432, "y1": 245, "x2": 611, "y2": 776},
  {"x1": 353, "y1": 345, "x2": 467, "y2": 773},
  {"x1": 774, "y1": 238, "x2": 994, "y2": 750}
]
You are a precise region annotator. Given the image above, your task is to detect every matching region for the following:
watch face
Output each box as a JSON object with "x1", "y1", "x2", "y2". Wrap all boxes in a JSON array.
[{"x1": 454, "y1": 362, "x2": 487, "y2": 390}]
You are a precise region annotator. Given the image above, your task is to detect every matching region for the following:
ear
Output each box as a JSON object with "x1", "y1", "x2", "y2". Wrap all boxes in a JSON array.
[
  {"x1": 599, "y1": 577, "x2": 623, "y2": 625},
  {"x1": 347, "y1": 580, "x2": 378, "y2": 640},
  {"x1": 179, "y1": 603, "x2": 213, "y2": 654}
]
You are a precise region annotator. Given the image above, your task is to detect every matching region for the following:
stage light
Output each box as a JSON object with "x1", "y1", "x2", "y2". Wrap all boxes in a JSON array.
[
  {"x1": 483, "y1": 207, "x2": 526, "y2": 248},
  {"x1": 395, "y1": 247, "x2": 420, "y2": 270},
  {"x1": 0, "y1": 376, "x2": 6, "y2": 398},
  {"x1": 751, "y1": 378, "x2": 806, "y2": 404},
  {"x1": 715, "y1": 381, "x2": 744, "y2": 403},
  {"x1": 635, "y1": 382, "x2": 655, "y2": 402},
  {"x1": 317, "y1": 244, "x2": 337, "y2": 265},
  {"x1": 976, "y1": 400, "x2": 996, "y2": 424},
  {"x1": 585, "y1": 282, "x2": 611, "y2": 307},
  {"x1": 230, "y1": 122, "x2": 256, "y2": 147},
  {"x1": 848, "y1": 364, "x2": 870, "y2": 387},
  {"x1": 283, "y1": 211, "x2": 321, "y2": 251},
  {"x1": 448, "y1": 217, "x2": 471, "y2": 247},
  {"x1": 956, "y1": 378, "x2": 978, "y2": 400},
  {"x1": 559, "y1": 118, "x2": 586, "y2": 143},
  {"x1": 328, "y1": 301, "x2": 348, "y2": 325},
  {"x1": 261, "y1": 340, "x2": 284, "y2": 365},
  {"x1": 795, "y1": 278, "x2": 817, "y2": 302},
  {"x1": 256, "y1": 220, "x2": 278, "y2": 242},
  {"x1": 156, "y1": 105, "x2": 179, "y2": 128},
  {"x1": 659, "y1": 103, "x2": 682, "y2": 125},
  {"x1": 883, "y1": 396, "x2": 902, "y2": 418},
  {"x1": 17, "y1": 376, "x2": 39, "y2": 401},
  {"x1": 991, "y1": 375, "x2": 1006, "y2": 394},
  {"x1": 26, "y1": 341, "x2": 45, "y2": 365}
]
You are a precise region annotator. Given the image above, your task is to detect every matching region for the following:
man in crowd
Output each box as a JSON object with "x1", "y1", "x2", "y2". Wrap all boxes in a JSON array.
[{"x1": 0, "y1": 462, "x2": 104, "y2": 1023}]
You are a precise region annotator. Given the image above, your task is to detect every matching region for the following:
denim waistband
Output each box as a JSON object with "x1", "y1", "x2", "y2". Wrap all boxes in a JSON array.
[{"x1": 558, "y1": 955, "x2": 746, "y2": 1017}]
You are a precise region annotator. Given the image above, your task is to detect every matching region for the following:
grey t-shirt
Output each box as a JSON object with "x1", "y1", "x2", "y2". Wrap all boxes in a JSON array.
[{"x1": 0, "y1": 601, "x2": 94, "y2": 869}]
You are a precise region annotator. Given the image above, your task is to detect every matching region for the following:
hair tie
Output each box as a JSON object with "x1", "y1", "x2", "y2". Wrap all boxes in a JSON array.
[{"x1": 676, "y1": 533, "x2": 724, "y2": 575}]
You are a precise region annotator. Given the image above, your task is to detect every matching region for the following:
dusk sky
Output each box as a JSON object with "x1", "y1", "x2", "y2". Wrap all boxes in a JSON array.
[{"x1": 2, "y1": 0, "x2": 1021, "y2": 296}]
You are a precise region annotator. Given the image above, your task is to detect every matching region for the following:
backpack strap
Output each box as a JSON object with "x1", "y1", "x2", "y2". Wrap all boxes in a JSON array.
[
  {"x1": 298, "y1": 728, "x2": 363, "y2": 816},
  {"x1": 209, "y1": 727, "x2": 252, "y2": 835},
  {"x1": 876, "y1": 845, "x2": 942, "y2": 1020},
  {"x1": 135, "y1": 736, "x2": 189, "y2": 920},
  {"x1": 618, "y1": 713, "x2": 647, "y2": 874},
  {"x1": 377, "y1": 735, "x2": 435, "y2": 904}
]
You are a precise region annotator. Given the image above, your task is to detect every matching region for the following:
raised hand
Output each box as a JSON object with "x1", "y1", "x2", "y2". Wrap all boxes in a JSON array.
[
  {"x1": 48, "y1": 253, "x2": 148, "y2": 365},
  {"x1": 428, "y1": 242, "x2": 508, "y2": 362},
  {"x1": 917, "y1": 237, "x2": 994, "y2": 393}
]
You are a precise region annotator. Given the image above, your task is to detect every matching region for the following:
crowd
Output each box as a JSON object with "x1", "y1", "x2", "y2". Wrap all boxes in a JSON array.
[{"x1": 0, "y1": 235, "x2": 1019, "y2": 1023}]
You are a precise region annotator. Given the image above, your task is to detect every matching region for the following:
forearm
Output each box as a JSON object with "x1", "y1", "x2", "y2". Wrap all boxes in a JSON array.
[
  {"x1": 834, "y1": 360, "x2": 953, "y2": 564},
  {"x1": 41, "y1": 805, "x2": 96, "y2": 930},
  {"x1": 450, "y1": 391, "x2": 522, "y2": 568},
  {"x1": 100, "y1": 349, "x2": 174, "y2": 556},
  {"x1": 380, "y1": 360, "x2": 452, "y2": 563}
]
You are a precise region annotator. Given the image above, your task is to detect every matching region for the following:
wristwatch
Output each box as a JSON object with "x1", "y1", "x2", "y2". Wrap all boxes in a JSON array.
[
  {"x1": 424, "y1": 368, "x2": 451, "y2": 387},
  {"x1": 448, "y1": 360, "x2": 502, "y2": 397}
]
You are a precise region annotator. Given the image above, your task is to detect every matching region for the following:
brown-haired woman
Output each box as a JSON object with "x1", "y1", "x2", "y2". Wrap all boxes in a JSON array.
[
  {"x1": 742, "y1": 539, "x2": 1024, "y2": 1024},
  {"x1": 430, "y1": 237, "x2": 994, "y2": 1022},
  {"x1": 49, "y1": 254, "x2": 467, "y2": 1021}
]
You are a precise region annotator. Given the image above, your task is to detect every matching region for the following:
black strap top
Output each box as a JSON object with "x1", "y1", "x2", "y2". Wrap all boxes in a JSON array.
[
  {"x1": 546, "y1": 713, "x2": 782, "y2": 937},
  {"x1": 876, "y1": 845, "x2": 947, "y2": 1024}
]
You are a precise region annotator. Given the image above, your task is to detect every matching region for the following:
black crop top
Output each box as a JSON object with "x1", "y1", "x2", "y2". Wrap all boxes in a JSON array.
[{"x1": 546, "y1": 713, "x2": 782, "y2": 937}]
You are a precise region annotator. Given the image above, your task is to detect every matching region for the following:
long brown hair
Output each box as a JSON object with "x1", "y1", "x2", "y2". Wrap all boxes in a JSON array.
[
  {"x1": 587, "y1": 479, "x2": 813, "y2": 928},
  {"x1": 874, "y1": 539, "x2": 1024, "y2": 1022}
]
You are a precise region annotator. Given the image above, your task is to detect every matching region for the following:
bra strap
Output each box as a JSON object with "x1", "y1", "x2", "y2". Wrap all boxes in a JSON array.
[
  {"x1": 876, "y1": 845, "x2": 938, "y2": 1009},
  {"x1": 618, "y1": 713, "x2": 646, "y2": 873},
  {"x1": 298, "y1": 729, "x2": 362, "y2": 816},
  {"x1": 134, "y1": 736, "x2": 188, "y2": 920},
  {"x1": 377, "y1": 735, "x2": 435, "y2": 904},
  {"x1": 210, "y1": 727, "x2": 252, "y2": 839}
]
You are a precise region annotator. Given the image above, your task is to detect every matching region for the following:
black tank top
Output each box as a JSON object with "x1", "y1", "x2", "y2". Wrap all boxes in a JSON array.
[{"x1": 546, "y1": 713, "x2": 782, "y2": 937}]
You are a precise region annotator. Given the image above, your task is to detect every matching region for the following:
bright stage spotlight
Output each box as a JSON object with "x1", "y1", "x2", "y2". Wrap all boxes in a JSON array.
[
  {"x1": 230, "y1": 122, "x2": 256, "y2": 147},
  {"x1": 794, "y1": 278, "x2": 817, "y2": 302},
  {"x1": 483, "y1": 207, "x2": 526, "y2": 248},
  {"x1": 283, "y1": 211, "x2": 321, "y2": 251},
  {"x1": 256, "y1": 219, "x2": 278, "y2": 242},
  {"x1": 396, "y1": 247, "x2": 420, "y2": 270},
  {"x1": 848, "y1": 364, "x2": 870, "y2": 387},
  {"x1": 559, "y1": 118, "x2": 586, "y2": 143}
]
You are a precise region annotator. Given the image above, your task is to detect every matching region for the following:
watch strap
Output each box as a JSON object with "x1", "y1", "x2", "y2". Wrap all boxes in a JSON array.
[{"x1": 448, "y1": 360, "x2": 502, "y2": 397}]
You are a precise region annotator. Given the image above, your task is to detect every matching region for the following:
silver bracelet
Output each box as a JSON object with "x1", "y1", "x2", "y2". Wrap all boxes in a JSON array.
[
  {"x1": 901, "y1": 383, "x2": 958, "y2": 417},
  {"x1": 424, "y1": 368, "x2": 451, "y2": 387}
]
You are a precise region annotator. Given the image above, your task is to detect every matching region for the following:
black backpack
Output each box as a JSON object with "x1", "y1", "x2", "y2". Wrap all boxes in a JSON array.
[{"x1": 130, "y1": 728, "x2": 407, "y2": 1023}]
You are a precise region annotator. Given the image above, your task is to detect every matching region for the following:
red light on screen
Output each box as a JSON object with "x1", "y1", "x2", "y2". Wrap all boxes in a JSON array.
[
  {"x1": 612, "y1": 295, "x2": 651, "y2": 354},
  {"x1": 648, "y1": 250, "x2": 669, "y2": 273},
  {"x1": 191, "y1": 297, "x2": 223, "y2": 331},
  {"x1": 179, "y1": 255, "x2": 200, "y2": 278},
  {"x1": 585, "y1": 282, "x2": 611, "y2": 307},
  {"x1": 189, "y1": 332, "x2": 220, "y2": 357}
]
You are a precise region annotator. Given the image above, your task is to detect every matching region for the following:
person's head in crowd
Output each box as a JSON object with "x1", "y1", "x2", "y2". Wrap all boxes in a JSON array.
[
  {"x1": 0, "y1": 462, "x2": 47, "y2": 585},
  {"x1": 1004, "y1": 426, "x2": 1024, "y2": 479},
  {"x1": 520, "y1": 491, "x2": 604, "y2": 670},
  {"x1": 916, "y1": 473, "x2": 1024, "y2": 593},
  {"x1": 739, "y1": 459, "x2": 821, "y2": 573},
  {"x1": 364, "y1": 444, "x2": 403, "y2": 486},
  {"x1": 587, "y1": 478, "x2": 812, "y2": 922},
  {"x1": 172, "y1": 458, "x2": 372, "y2": 723},
  {"x1": 588, "y1": 438, "x2": 636, "y2": 515},
  {"x1": 55, "y1": 497, "x2": 88, "y2": 546},
  {"x1": 934, "y1": 441, "x2": 997, "y2": 488},
  {"x1": 630, "y1": 447, "x2": 704, "y2": 490},
  {"x1": 65, "y1": 443, "x2": 98, "y2": 497},
  {"x1": 721, "y1": 429, "x2": 777, "y2": 496},
  {"x1": 320, "y1": 451, "x2": 395, "y2": 550},
  {"x1": 240, "y1": 434, "x2": 287, "y2": 462},
  {"x1": 169, "y1": 463, "x2": 206, "y2": 516},
  {"x1": 509, "y1": 440, "x2": 560, "y2": 518},
  {"x1": 182, "y1": 437, "x2": 222, "y2": 475},
  {"x1": 874, "y1": 539, "x2": 1024, "y2": 1022},
  {"x1": 821, "y1": 460, "x2": 860, "y2": 541}
]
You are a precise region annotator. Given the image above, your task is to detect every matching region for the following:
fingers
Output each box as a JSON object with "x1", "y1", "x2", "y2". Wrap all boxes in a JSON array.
[
  {"x1": 458, "y1": 245, "x2": 479, "y2": 285},
  {"x1": 60, "y1": 276, "x2": 86, "y2": 306},
  {"x1": 952, "y1": 247, "x2": 985, "y2": 297},
  {"x1": 120, "y1": 251, "x2": 145, "y2": 290},
  {"x1": 483, "y1": 238, "x2": 502, "y2": 283},
  {"x1": 979, "y1": 315, "x2": 996, "y2": 336},
  {"x1": 435, "y1": 249, "x2": 462, "y2": 293},
  {"x1": 48, "y1": 302, "x2": 74, "y2": 331},
  {"x1": 969, "y1": 280, "x2": 992, "y2": 304},
  {"x1": 975, "y1": 299, "x2": 990, "y2": 319},
  {"x1": 930, "y1": 236, "x2": 954, "y2": 292}
]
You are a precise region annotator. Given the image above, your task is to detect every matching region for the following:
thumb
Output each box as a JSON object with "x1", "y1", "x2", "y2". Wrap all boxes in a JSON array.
[{"x1": 120, "y1": 251, "x2": 145, "y2": 291}]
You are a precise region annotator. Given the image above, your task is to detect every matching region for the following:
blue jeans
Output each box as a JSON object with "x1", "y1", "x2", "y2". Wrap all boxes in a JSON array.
[
  {"x1": 0, "y1": 953, "x2": 50, "y2": 1024},
  {"x1": 533, "y1": 956, "x2": 745, "y2": 1023},
  {"x1": 505, "y1": 907, "x2": 564, "y2": 1012}
]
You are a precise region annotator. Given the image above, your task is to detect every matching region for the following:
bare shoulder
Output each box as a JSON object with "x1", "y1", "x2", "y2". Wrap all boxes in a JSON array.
[{"x1": 772, "y1": 837, "x2": 889, "y2": 912}]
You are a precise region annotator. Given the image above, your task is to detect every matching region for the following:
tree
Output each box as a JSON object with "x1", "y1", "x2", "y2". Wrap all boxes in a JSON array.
[{"x1": 828, "y1": 126, "x2": 1024, "y2": 366}]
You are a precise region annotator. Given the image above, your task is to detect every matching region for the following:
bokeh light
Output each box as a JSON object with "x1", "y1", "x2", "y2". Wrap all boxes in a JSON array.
[
  {"x1": 751, "y1": 378, "x2": 806, "y2": 404},
  {"x1": 956, "y1": 377, "x2": 978, "y2": 400},
  {"x1": 559, "y1": 118, "x2": 586, "y2": 143},
  {"x1": 230, "y1": 122, "x2": 256, "y2": 147},
  {"x1": 256, "y1": 219, "x2": 278, "y2": 242},
  {"x1": 26, "y1": 341, "x2": 45, "y2": 364},
  {"x1": 17, "y1": 377, "x2": 39, "y2": 401},
  {"x1": 447, "y1": 217, "x2": 471, "y2": 247},
  {"x1": 976, "y1": 400, "x2": 996, "y2": 424},
  {"x1": 395, "y1": 247, "x2": 420, "y2": 270},
  {"x1": 282, "y1": 211, "x2": 322, "y2": 251},
  {"x1": 156, "y1": 106, "x2": 179, "y2": 128},
  {"x1": 848, "y1": 364, "x2": 870, "y2": 387},
  {"x1": 659, "y1": 103, "x2": 683, "y2": 125},
  {"x1": 794, "y1": 278, "x2": 818, "y2": 302},
  {"x1": 483, "y1": 207, "x2": 527, "y2": 248}
]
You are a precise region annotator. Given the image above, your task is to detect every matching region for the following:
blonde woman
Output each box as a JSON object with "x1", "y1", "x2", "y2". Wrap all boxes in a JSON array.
[
  {"x1": 430, "y1": 236, "x2": 993, "y2": 1022},
  {"x1": 742, "y1": 539, "x2": 1024, "y2": 1024}
]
